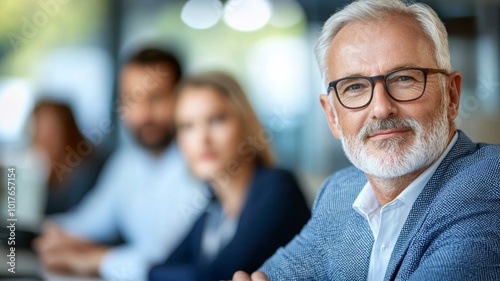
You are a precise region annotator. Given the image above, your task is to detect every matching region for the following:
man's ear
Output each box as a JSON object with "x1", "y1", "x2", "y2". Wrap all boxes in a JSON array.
[
  {"x1": 319, "y1": 94, "x2": 341, "y2": 139},
  {"x1": 446, "y1": 71, "x2": 462, "y2": 122}
]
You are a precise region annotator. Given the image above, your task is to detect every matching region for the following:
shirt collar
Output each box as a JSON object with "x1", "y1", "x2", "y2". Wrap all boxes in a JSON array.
[
  {"x1": 353, "y1": 180, "x2": 381, "y2": 217},
  {"x1": 353, "y1": 132, "x2": 458, "y2": 215}
]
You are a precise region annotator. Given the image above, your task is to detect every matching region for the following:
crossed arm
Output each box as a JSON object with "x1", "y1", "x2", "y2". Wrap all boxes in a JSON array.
[{"x1": 33, "y1": 222, "x2": 109, "y2": 276}]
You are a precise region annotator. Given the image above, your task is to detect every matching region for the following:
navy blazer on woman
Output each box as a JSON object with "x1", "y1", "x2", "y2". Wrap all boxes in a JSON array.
[{"x1": 149, "y1": 166, "x2": 311, "y2": 281}]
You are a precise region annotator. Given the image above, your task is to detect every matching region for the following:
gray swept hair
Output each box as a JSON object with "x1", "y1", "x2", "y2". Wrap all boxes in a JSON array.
[{"x1": 314, "y1": 0, "x2": 451, "y2": 84}]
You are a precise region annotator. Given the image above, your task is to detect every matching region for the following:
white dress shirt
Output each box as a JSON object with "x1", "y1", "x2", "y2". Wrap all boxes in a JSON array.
[
  {"x1": 53, "y1": 142, "x2": 209, "y2": 281},
  {"x1": 352, "y1": 133, "x2": 458, "y2": 281}
]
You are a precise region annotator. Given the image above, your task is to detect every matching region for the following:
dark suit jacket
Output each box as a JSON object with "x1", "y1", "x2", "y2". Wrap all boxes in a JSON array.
[
  {"x1": 261, "y1": 131, "x2": 500, "y2": 280},
  {"x1": 149, "y1": 166, "x2": 311, "y2": 281}
]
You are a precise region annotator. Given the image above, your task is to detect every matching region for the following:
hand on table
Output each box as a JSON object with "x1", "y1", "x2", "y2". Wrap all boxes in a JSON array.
[
  {"x1": 33, "y1": 222, "x2": 108, "y2": 277},
  {"x1": 232, "y1": 271, "x2": 269, "y2": 281}
]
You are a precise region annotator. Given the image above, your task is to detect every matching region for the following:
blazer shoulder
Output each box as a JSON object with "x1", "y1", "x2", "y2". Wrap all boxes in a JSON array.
[
  {"x1": 252, "y1": 166, "x2": 301, "y2": 192},
  {"x1": 447, "y1": 141, "x2": 500, "y2": 191},
  {"x1": 311, "y1": 166, "x2": 366, "y2": 212},
  {"x1": 422, "y1": 140, "x2": 500, "y2": 230},
  {"x1": 256, "y1": 166, "x2": 296, "y2": 180},
  {"x1": 456, "y1": 140, "x2": 500, "y2": 164},
  {"x1": 469, "y1": 142, "x2": 500, "y2": 168},
  {"x1": 245, "y1": 167, "x2": 310, "y2": 219}
]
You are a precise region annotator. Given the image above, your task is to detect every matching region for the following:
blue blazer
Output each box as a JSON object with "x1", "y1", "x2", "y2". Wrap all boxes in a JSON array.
[
  {"x1": 149, "y1": 166, "x2": 311, "y2": 281},
  {"x1": 261, "y1": 131, "x2": 500, "y2": 280}
]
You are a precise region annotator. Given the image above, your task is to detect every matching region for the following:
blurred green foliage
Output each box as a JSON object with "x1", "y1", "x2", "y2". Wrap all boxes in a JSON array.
[{"x1": 0, "y1": 0, "x2": 106, "y2": 76}]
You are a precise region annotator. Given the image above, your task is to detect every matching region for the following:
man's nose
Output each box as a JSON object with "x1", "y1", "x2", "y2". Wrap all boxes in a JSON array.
[
  {"x1": 369, "y1": 81, "x2": 398, "y2": 119},
  {"x1": 132, "y1": 100, "x2": 154, "y2": 122}
]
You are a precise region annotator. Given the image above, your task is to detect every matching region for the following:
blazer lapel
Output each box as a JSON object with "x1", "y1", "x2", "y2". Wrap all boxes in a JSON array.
[
  {"x1": 337, "y1": 211, "x2": 374, "y2": 281},
  {"x1": 384, "y1": 131, "x2": 475, "y2": 280},
  {"x1": 383, "y1": 176, "x2": 440, "y2": 280}
]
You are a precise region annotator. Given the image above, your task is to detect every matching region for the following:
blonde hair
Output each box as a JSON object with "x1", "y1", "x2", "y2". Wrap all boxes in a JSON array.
[{"x1": 175, "y1": 71, "x2": 274, "y2": 167}]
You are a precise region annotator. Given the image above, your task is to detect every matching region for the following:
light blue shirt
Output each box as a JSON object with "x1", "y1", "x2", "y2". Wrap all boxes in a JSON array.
[
  {"x1": 353, "y1": 133, "x2": 458, "y2": 281},
  {"x1": 200, "y1": 200, "x2": 238, "y2": 263},
  {"x1": 53, "y1": 143, "x2": 209, "y2": 281}
]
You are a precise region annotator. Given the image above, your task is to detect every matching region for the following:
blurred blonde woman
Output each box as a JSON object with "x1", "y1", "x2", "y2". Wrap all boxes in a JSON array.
[{"x1": 149, "y1": 72, "x2": 310, "y2": 281}]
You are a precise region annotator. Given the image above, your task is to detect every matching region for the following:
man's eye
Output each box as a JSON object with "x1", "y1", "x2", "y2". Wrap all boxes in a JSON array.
[
  {"x1": 346, "y1": 84, "x2": 363, "y2": 91},
  {"x1": 397, "y1": 76, "x2": 413, "y2": 82},
  {"x1": 391, "y1": 75, "x2": 418, "y2": 83}
]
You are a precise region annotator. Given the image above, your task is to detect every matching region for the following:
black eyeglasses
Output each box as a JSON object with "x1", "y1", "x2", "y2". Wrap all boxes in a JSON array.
[{"x1": 327, "y1": 67, "x2": 449, "y2": 109}]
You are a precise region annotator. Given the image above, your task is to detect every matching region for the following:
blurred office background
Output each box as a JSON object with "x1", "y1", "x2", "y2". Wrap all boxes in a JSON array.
[{"x1": 0, "y1": 0, "x2": 499, "y2": 228}]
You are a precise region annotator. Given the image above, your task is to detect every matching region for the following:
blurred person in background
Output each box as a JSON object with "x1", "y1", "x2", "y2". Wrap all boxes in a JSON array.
[
  {"x1": 33, "y1": 49, "x2": 208, "y2": 280},
  {"x1": 32, "y1": 100, "x2": 107, "y2": 215},
  {"x1": 148, "y1": 72, "x2": 310, "y2": 281}
]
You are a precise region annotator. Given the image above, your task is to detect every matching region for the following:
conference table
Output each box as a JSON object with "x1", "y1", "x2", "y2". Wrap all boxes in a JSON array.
[{"x1": 0, "y1": 249, "x2": 103, "y2": 281}]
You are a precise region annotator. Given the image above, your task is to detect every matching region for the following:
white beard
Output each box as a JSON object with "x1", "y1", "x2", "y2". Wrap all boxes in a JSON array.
[{"x1": 334, "y1": 98, "x2": 450, "y2": 180}]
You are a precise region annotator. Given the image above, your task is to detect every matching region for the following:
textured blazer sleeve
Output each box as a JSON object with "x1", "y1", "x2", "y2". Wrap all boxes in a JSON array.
[{"x1": 260, "y1": 175, "x2": 334, "y2": 280}]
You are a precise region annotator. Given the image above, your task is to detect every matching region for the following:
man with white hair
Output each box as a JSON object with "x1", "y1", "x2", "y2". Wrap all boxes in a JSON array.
[{"x1": 234, "y1": 0, "x2": 500, "y2": 280}]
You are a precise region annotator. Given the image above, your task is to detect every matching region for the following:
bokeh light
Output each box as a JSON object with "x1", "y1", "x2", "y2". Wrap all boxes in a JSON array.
[
  {"x1": 181, "y1": 0, "x2": 223, "y2": 30},
  {"x1": 223, "y1": 0, "x2": 272, "y2": 32}
]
